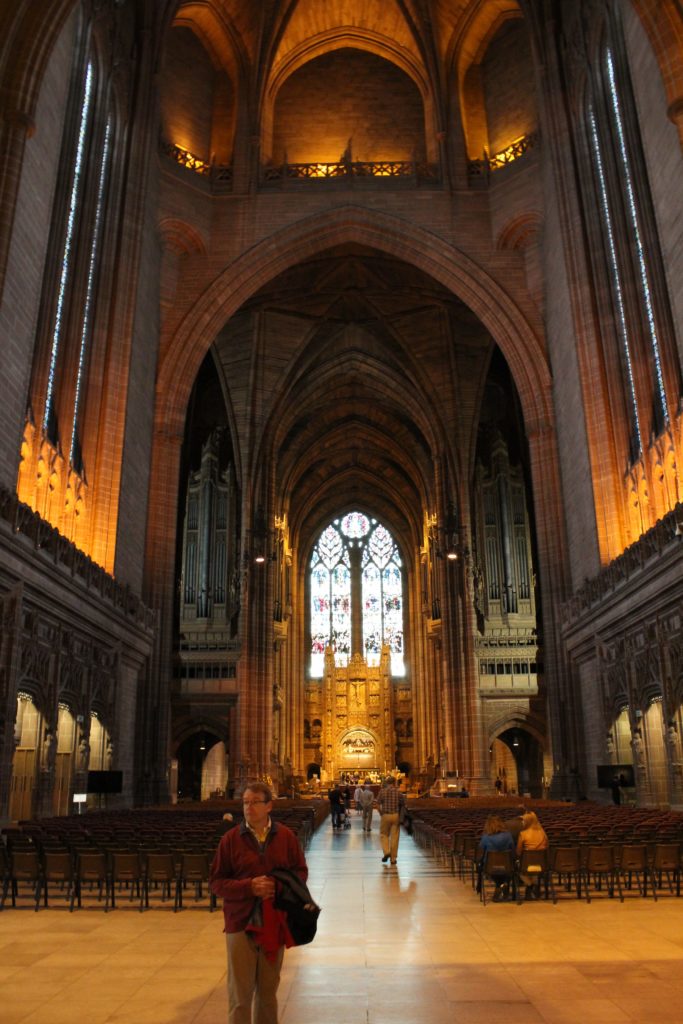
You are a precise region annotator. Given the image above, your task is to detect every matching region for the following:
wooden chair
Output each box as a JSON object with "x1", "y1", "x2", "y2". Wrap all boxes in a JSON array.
[
  {"x1": 0, "y1": 843, "x2": 11, "y2": 909},
  {"x1": 8, "y1": 849, "x2": 42, "y2": 910},
  {"x1": 548, "y1": 846, "x2": 587, "y2": 903},
  {"x1": 651, "y1": 843, "x2": 680, "y2": 898},
  {"x1": 584, "y1": 845, "x2": 623, "y2": 902},
  {"x1": 461, "y1": 835, "x2": 479, "y2": 886},
  {"x1": 109, "y1": 851, "x2": 144, "y2": 911},
  {"x1": 480, "y1": 849, "x2": 516, "y2": 905},
  {"x1": 143, "y1": 852, "x2": 180, "y2": 911},
  {"x1": 73, "y1": 850, "x2": 110, "y2": 911},
  {"x1": 618, "y1": 844, "x2": 652, "y2": 899},
  {"x1": 41, "y1": 849, "x2": 75, "y2": 909},
  {"x1": 516, "y1": 848, "x2": 550, "y2": 902},
  {"x1": 177, "y1": 852, "x2": 214, "y2": 910}
]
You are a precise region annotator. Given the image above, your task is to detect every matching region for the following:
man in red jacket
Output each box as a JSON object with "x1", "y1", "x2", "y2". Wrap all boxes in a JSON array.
[{"x1": 210, "y1": 781, "x2": 308, "y2": 1024}]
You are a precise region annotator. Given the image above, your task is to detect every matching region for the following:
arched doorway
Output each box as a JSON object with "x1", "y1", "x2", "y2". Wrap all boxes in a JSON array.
[
  {"x1": 491, "y1": 727, "x2": 545, "y2": 798},
  {"x1": 176, "y1": 731, "x2": 225, "y2": 801}
]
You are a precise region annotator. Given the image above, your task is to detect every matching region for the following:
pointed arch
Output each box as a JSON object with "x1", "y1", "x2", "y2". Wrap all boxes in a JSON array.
[{"x1": 156, "y1": 205, "x2": 551, "y2": 444}]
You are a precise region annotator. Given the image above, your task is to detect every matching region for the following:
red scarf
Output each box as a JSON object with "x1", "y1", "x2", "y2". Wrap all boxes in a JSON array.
[{"x1": 246, "y1": 898, "x2": 293, "y2": 962}]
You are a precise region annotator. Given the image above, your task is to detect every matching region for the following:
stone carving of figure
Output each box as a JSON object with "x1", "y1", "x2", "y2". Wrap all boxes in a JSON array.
[
  {"x1": 631, "y1": 728, "x2": 645, "y2": 770},
  {"x1": 471, "y1": 562, "x2": 484, "y2": 609},
  {"x1": 41, "y1": 728, "x2": 57, "y2": 772},
  {"x1": 78, "y1": 736, "x2": 91, "y2": 771},
  {"x1": 666, "y1": 722, "x2": 682, "y2": 774}
]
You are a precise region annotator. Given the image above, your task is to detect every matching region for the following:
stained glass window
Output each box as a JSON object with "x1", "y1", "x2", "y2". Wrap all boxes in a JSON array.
[{"x1": 309, "y1": 513, "x2": 404, "y2": 677}]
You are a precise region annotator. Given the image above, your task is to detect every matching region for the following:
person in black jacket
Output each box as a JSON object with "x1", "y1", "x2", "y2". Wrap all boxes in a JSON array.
[{"x1": 328, "y1": 783, "x2": 344, "y2": 829}]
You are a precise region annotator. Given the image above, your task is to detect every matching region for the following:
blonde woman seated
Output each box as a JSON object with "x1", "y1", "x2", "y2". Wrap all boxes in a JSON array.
[{"x1": 516, "y1": 811, "x2": 548, "y2": 901}]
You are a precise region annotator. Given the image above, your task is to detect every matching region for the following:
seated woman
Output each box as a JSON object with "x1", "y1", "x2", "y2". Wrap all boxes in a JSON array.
[
  {"x1": 478, "y1": 815, "x2": 515, "y2": 901},
  {"x1": 516, "y1": 811, "x2": 549, "y2": 900}
]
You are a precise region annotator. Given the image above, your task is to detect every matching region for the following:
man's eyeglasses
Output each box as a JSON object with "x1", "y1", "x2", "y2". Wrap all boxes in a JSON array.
[{"x1": 243, "y1": 799, "x2": 268, "y2": 806}]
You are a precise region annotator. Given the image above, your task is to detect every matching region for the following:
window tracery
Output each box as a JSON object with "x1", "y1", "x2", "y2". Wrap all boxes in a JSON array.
[{"x1": 309, "y1": 512, "x2": 404, "y2": 677}]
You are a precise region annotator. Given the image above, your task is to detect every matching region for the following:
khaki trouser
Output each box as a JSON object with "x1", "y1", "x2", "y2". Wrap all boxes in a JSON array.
[
  {"x1": 226, "y1": 930, "x2": 284, "y2": 1024},
  {"x1": 380, "y1": 811, "x2": 400, "y2": 861}
]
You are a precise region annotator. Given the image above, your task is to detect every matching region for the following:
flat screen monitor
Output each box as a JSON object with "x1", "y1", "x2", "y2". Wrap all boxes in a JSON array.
[
  {"x1": 87, "y1": 770, "x2": 123, "y2": 794},
  {"x1": 596, "y1": 764, "x2": 635, "y2": 789}
]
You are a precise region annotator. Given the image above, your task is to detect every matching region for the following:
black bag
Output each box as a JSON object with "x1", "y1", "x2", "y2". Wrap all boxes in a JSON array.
[
  {"x1": 399, "y1": 802, "x2": 413, "y2": 834},
  {"x1": 271, "y1": 868, "x2": 321, "y2": 946}
]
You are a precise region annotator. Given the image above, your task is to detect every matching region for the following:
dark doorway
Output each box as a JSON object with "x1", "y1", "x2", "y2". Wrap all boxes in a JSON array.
[
  {"x1": 176, "y1": 731, "x2": 221, "y2": 801},
  {"x1": 497, "y1": 727, "x2": 544, "y2": 798}
]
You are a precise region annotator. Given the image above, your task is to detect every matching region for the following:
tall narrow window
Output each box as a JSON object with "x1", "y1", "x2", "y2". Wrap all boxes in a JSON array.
[
  {"x1": 44, "y1": 61, "x2": 95, "y2": 444},
  {"x1": 586, "y1": 31, "x2": 675, "y2": 468},
  {"x1": 70, "y1": 115, "x2": 113, "y2": 473},
  {"x1": 604, "y1": 47, "x2": 667, "y2": 433},
  {"x1": 587, "y1": 103, "x2": 641, "y2": 458},
  {"x1": 309, "y1": 512, "x2": 404, "y2": 677}
]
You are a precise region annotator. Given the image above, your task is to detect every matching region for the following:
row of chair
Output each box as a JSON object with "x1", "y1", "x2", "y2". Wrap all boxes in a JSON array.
[
  {"x1": 411, "y1": 806, "x2": 683, "y2": 855},
  {"x1": 0, "y1": 801, "x2": 322, "y2": 912},
  {"x1": 0, "y1": 844, "x2": 217, "y2": 913},
  {"x1": 463, "y1": 840, "x2": 681, "y2": 904},
  {"x1": 6, "y1": 804, "x2": 317, "y2": 853},
  {"x1": 407, "y1": 803, "x2": 683, "y2": 904}
]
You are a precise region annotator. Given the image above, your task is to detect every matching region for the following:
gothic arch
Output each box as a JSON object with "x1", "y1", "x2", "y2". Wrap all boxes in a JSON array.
[
  {"x1": 446, "y1": 2, "x2": 525, "y2": 159},
  {"x1": 267, "y1": 29, "x2": 431, "y2": 101},
  {"x1": 173, "y1": 715, "x2": 230, "y2": 752},
  {"x1": 173, "y1": 3, "x2": 248, "y2": 82},
  {"x1": 0, "y1": 0, "x2": 77, "y2": 123},
  {"x1": 156, "y1": 206, "x2": 550, "y2": 443},
  {"x1": 262, "y1": 30, "x2": 437, "y2": 162},
  {"x1": 489, "y1": 712, "x2": 546, "y2": 749},
  {"x1": 158, "y1": 217, "x2": 208, "y2": 257},
  {"x1": 496, "y1": 212, "x2": 542, "y2": 252}
]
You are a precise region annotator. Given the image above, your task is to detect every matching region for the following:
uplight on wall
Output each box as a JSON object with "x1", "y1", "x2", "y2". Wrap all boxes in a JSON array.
[
  {"x1": 431, "y1": 502, "x2": 461, "y2": 561},
  {"x1": 165, "y1": 141, "x2": 210, "y2": 176}
]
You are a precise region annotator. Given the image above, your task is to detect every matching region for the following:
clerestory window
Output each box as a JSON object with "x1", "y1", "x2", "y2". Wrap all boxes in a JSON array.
[
  {"x1": 40, "y1": 41, "x2": 117, "y2": 480},
  {"x1": 585, "y1": 31, "x2": 675, "y2": 465}
]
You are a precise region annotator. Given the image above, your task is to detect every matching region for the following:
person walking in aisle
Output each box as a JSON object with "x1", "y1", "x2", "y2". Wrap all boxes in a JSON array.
[
  {"x1": 359, "y1": 781, "x2": 375, "y2": 831},
  {"x1": 377, "y1": 776, "x2": 405, "y2": 865},
  {"x1": 327, "y1": 782, "x2": 344, "y2": 829}
]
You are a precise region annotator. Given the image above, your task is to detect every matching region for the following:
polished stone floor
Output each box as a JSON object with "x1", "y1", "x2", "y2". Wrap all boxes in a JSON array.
[{"x1": 1, "y1": 811, "x2": 683, "y2": 1023}]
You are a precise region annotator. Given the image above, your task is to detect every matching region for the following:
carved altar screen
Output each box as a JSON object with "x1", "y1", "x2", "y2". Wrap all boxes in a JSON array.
[{"x1": 309, "y1": 512, "x2": 404, "y2": 677}]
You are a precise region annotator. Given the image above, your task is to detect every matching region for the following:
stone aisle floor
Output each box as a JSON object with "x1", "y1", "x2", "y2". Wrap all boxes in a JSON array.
[{"x1": 2, "y1": 812, "x2": 683, "y2": 1023}]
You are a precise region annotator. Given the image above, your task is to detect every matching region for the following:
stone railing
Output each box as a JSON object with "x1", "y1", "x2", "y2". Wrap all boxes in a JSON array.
[
  {"x1": 261, "y1": 159, "x2": 440, "y2": 187},
  {"x1": 161, "y1": 140, "x2": 441, "y2": 191},
  {"x1": 562, "y1": 502, "x2": 683, "y2": 626},
  {"x1": 160, "y1": 140, "x2": 233, "y2": 193},
  {"x1": 467, "y1": 132, "x2": 539, "y2": 184},
  {"x1": 0, "y1": 484, "x2": 156, "y2": 632}
]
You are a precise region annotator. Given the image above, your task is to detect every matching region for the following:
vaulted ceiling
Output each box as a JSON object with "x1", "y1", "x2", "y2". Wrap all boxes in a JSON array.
[{"x1": 208, "y1": 246, "x2": 501, "y2": 555}]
